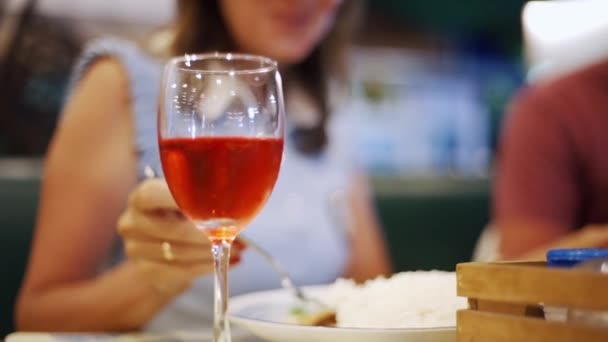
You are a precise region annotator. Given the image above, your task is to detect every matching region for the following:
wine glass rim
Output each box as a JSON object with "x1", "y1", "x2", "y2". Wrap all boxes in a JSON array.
[{"x1": 167, "y1": 52, "x2": 278, "y2": 75}]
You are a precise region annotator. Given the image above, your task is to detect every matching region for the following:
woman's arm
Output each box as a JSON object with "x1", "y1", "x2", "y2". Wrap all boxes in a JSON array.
[
  {"x1": 16, "y1": 58, "x2": 175, "y2": 331},
  {"x1": 343, "y1": 174, "x2": 391, "y2": 282}
]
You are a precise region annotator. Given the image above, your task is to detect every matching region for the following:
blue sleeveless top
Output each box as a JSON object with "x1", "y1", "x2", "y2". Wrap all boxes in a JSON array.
[{"x1": 70, "y1": 38, "x2": 352, "y2": 332}]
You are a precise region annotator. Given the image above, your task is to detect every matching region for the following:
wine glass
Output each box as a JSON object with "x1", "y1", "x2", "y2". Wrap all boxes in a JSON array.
[{"x1": 157, "y1": 53, "x2": 285, "y2": 342}]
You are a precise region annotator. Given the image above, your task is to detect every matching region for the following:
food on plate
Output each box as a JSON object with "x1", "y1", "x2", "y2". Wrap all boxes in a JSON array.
[
  {"x1": 291, "y1": 308, "x2": 336, "y2": 327},
  {"x1": 291, "y1": 271, "x2": 467, "y2": 329}
]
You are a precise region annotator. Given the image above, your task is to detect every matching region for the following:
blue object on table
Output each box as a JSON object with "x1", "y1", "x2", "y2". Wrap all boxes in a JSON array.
[{"x1": 546, "y1": 248, "x2": 608, "y2": 268}]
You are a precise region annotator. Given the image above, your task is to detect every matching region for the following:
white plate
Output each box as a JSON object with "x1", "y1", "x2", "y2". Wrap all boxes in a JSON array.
[{"x1": 229, "y1": 285, "x2": 456, "y2": 342}]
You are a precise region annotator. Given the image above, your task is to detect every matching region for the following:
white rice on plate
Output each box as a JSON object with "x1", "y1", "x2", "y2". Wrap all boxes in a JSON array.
[{"x1": 316, "y1": 270, "x2": 467, "y2": 329}]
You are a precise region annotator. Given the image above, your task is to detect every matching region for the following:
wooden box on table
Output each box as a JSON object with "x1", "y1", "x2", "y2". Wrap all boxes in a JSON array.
[{"x1": 456, "y1": 262, "x2": 608, "y2": 341}]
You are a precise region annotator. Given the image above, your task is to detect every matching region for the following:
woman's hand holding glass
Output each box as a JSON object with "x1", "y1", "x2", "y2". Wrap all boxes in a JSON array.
[{"x1": 117, "y1": 178, "x2": 246, "y2": 296}]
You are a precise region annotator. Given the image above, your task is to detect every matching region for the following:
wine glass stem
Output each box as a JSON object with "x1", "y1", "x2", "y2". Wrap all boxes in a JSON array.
[{"x1": 211, "y1": 240, "x2": 232, "y2": 342}]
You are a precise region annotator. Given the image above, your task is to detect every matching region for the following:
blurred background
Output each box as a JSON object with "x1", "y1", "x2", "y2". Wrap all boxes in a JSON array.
[{"x1": 1, "y1": 0, "x2": 607, "y2": 335}]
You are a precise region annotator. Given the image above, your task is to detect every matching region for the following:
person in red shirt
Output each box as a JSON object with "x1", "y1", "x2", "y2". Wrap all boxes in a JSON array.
[{"x1": 494, "y1": 59, "x2": 608, "y2": 260}]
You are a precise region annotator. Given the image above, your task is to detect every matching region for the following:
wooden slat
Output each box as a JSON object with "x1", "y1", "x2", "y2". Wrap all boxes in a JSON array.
[
  {"x1": 457, "y1": 262, "x2": 608, "y2": 310},
  {"x1": 457, "y1": 310, "x2": 608, "y2": 342}
]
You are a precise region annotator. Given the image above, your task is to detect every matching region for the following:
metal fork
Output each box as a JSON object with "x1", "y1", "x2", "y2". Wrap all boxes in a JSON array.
[
  {"x1": 237, "y1": 234, "x2": 327, "y2": 309},
  {"x1": 143, "y1": 165, "x2": 327, "y2": 309}
]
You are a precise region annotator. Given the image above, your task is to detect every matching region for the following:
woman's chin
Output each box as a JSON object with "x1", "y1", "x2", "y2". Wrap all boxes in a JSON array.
[{"x1": 259, "y1": 40, "x2": 316, "y2": 66}]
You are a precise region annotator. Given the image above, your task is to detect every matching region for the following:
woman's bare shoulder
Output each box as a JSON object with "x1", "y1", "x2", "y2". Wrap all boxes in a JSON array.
[{"x1": 68, "y1": 57, "x2": 131, "y2": 106}]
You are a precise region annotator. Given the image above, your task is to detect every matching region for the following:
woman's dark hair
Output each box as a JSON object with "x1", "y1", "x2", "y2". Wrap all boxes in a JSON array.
[{"x1": 170, "y1": 0, "x2": 362, "y2": 155}]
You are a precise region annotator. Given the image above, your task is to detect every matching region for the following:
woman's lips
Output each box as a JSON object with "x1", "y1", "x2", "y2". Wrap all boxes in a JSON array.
[{"x1": 271, "y1": 11, "x2": 315, "y2": 32}]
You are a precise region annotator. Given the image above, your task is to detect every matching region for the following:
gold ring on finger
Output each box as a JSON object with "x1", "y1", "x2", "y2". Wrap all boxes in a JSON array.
[{"x1": 161, "y1": 241, "x2": 175, "y2": 261}]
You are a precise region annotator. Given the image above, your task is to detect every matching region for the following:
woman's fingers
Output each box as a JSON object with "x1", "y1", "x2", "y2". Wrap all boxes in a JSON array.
[
  {"x1": 124, "y1": 239, "x2": 213, "y2": 265},
  {"x1": 119, "y1": 178, "x2": 248, "y2": 269},
  {"x1": 119, "y1": 210, "x2": 246, "y2": 265},
  {"x1": 129, "y1": 178, "x2": 180, "y2": 212},
  {"x1": 118, "y1": 209, "x2": 207, "y2": 246}
]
